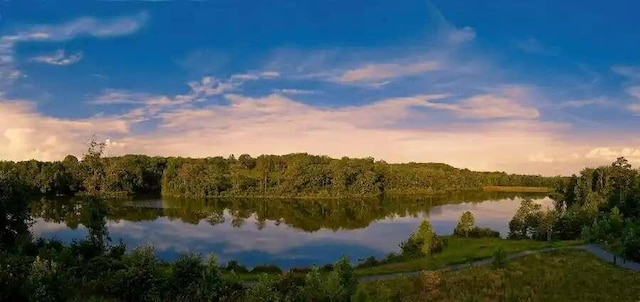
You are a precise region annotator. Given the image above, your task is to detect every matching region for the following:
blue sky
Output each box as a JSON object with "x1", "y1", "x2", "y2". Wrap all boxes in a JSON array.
[{"x1": 0, "y1": 0, "x2": 639, "y2": 175}]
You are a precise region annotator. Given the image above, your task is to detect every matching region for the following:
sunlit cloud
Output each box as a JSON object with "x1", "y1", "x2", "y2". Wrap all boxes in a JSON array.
[
  {"x1": 0, "y1": 98, "x2": 129, "y2": 161},
  {"x1": 336, "y1": 61, "x2": 441, "y2": 83},
  {"x1": 422, "y1": 88, "x2": 540, "y2": 119}
]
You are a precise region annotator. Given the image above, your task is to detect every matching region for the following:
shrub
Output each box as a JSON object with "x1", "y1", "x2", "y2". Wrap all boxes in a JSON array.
[
  {"x1": 491, "y1": 248, "x2": 507, "y2": 269},
  {"x1": 251, "y1": 264, "x2": 282, "y2": 274},
  {"x1": 468, "y1": 227, "x2": 501, "y2": 238},
  {"x1": 320, "y1": 263, "x2": 334, "y2": 272},
  {"x1": 224, "y1": 260, "x2": 249, "y2": 273},
  {"x1": 356, "y1": 256, "x2": 379, "y2": 268},
  {"x1": 168, "y1": 253, "x2": 206, "y2": 300},
  {"x1": 400, "y1": 219, "x2": 447, "y2": 258},
  {"x1": 288, "y1": 266, "x2": 312, "y2": 274},
  {"x1": 110, "y1": 247, "x2": 163, "y2": 302}
]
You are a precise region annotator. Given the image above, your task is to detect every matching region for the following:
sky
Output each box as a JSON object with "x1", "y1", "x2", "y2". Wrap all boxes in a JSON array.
[{"x1": 0, "y1": 0, "x2": 639, "y2": 176}]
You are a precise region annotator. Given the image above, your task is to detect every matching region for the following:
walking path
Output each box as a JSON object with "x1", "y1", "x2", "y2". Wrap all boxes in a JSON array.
[{"x1": 358, "y1": 244, "x2": 640, "y2": 282}]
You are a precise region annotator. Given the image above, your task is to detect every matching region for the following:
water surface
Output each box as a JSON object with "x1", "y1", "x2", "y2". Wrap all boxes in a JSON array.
[{"x1": 30, "y1": 192, "x2": 552, "y2": 268}]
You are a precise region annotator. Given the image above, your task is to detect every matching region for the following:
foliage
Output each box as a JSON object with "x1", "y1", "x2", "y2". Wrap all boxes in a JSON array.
[
  {"x1": 251, "y1": 264, "x2": 282, "y2": 274},
  {"x1": 467, "y1": 227, "x2": 500, "y2": 238},
  {"x1": 1, "y1": 152, "x2": 561, "y2": 198},
  {"x1": 529, "y1": 157, "x2": 640, "y2": 261},
  {"x1": 400, "y1": 219, "x2": 446, "y2": 258},
  {"x1": 491, "y1": 247, "x2": 507, "y2": 269},
  {"x1": 0, "y1": 171, "x2": 31, "y2": 249},
  {"x1": 453, "y1": 211, "x2": 475, "y2": 237}
]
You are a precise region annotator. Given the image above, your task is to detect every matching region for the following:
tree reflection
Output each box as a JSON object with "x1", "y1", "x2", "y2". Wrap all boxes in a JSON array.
[{"x1": 30, "y1": 191, "x2": 547, "y2": 233}]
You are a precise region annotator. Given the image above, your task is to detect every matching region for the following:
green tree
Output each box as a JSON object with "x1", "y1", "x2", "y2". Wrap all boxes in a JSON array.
[
  {"x1": 81, "y1": 137, "x2": 106, "y2": 195},
  {"x1": 454, "y1": 211, "x2": 475, "y2": 237},
  {"x1": 0, "y1": 172, "x2": 30, "y2": 249}
]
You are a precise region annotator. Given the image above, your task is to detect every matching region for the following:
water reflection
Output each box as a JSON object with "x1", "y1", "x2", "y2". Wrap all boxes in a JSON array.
[{"x1": 29, "y1": 192, "x2": 550, "y2": 268}]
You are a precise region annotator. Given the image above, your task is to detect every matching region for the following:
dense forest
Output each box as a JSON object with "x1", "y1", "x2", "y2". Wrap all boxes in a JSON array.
[{"x1": 0, "y1": 142, "x2": 561, "y2": 198}]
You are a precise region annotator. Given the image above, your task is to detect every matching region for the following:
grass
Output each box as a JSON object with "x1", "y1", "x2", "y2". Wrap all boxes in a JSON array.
[
  {"x1": 483, "y1": 186, "x2": 551, "y2": 193},
  {"x1": 220, "y1": 237, "x2": 582, "y2": 282},
  {"x1": 354, "y1": 236, "x2": 581, "y2": 276},
  {"x1": 361, "y1": 249, "x2": 640, "y2": 301}
]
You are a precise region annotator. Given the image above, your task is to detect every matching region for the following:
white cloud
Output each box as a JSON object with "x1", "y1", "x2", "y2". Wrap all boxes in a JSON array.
[
  {"x1": 0, "y1": 98, "x2": 129, "y2": 161},
  {"x1": 336, "y1": 61, "x2": 440, "y2": 83},
  {"x1": 628, "y1": 103, "x2": 640, "y2": 113},
  {"x1": 585, "y1": 147, "x2": 640, "y2": 162},
  {"x1": 0, "y1": 12, "x2": 147, "y2": 82},
  {"x1": 91, "y1": 89, "x2": 154, "y2": 105},
  {"x1": 613, "y1": 65, "x2": 640, "y2": 81},
  {"x1": 30, "y1": 49, "x2": 83, "y2": 66},
  {"x1": 446, "y1": 26, "x2": 476, "y2": 44},
  {"x1": 26, "y1": 12, "x2": 149, "y2": 41},
  {"x1": 2, "y1": 87, "x2": 640, "y2": 175},
  {"x1": 230, "y1": 71, "x2": 280, "y2": 81},
  {"x1": 273, "y1": 89, "x2": 318, "y2": 95}
]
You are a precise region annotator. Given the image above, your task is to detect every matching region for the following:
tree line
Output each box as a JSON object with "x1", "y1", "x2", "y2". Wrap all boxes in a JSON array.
[
  {"x1": 0, "y1": 145, "x2": 562, "y2": 198},
  {"x1": 507, "y1": 157, "x2": 640, "y2": 261}
]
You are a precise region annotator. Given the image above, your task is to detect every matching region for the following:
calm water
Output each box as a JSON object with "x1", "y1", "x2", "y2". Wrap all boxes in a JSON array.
[{"x1": 29, "y1": 192, "x2": 552, "y2": 268}]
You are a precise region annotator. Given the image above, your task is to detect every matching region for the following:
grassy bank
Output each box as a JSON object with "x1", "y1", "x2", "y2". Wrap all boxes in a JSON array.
[
  {"x1": 483, "y1": 185, "x2": 551, "y2": 193},
  {"x1": 361, "y1": 249, "x2": 640, "y2": 301},
  {"x1": 220, "y1": 237, "x2": 582, "y2": 281},
  {"x1": 355, "y1": 236, "x2": 581, "y2": 276}
]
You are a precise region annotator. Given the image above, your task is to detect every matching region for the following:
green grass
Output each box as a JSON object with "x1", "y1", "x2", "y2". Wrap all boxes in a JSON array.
[
  {"x1": 483, "y1": 185, "x2": 551, "y2": 193},
  {"x1": 354, "y1": 236, "x2": 582, "y2": 276},
  {"x1": 219, "y1": 237, "x2": 582, "y2": 282},
  {"x1": 361, "y1": 249, "x2": 640, "y2": 301}
]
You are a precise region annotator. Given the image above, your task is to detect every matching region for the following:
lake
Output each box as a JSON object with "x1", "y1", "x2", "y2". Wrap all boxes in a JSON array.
[{"x1": 29, "y1": 192, "x2": 552, "y2": 269}]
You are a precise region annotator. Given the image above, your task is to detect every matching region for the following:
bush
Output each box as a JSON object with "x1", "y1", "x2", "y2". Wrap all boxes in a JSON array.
[
  {"x1": 468, "y1": 227, "x2": 500, "y2": 238},
  {"x1": 110, "y1": 247, "x2": 163, "y2": 302},
  {"x1": 356, "y1": 256, "x2": 379, "y2": 268},
  {"x1": 492, "y1": 248, "x2": 507, "y2": 269},
  {"x1": 319, "y1": 263, "x2": 334, "y2": 272},
  {"x1": 288, "y1": 266, "x2": 312, "y2": 274},
  {"x1": 251, "y1": 264, "x2": 282, "y2": 274},
  {"x1": 400, "y1": 219, "x2": 446, "y2": 258},
  {"x1": 168, "y1": 253, "x2": 206, "y2": 300},
  {"x1": 224, "y1": 260, "x2": 249, "y2": 273}
]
